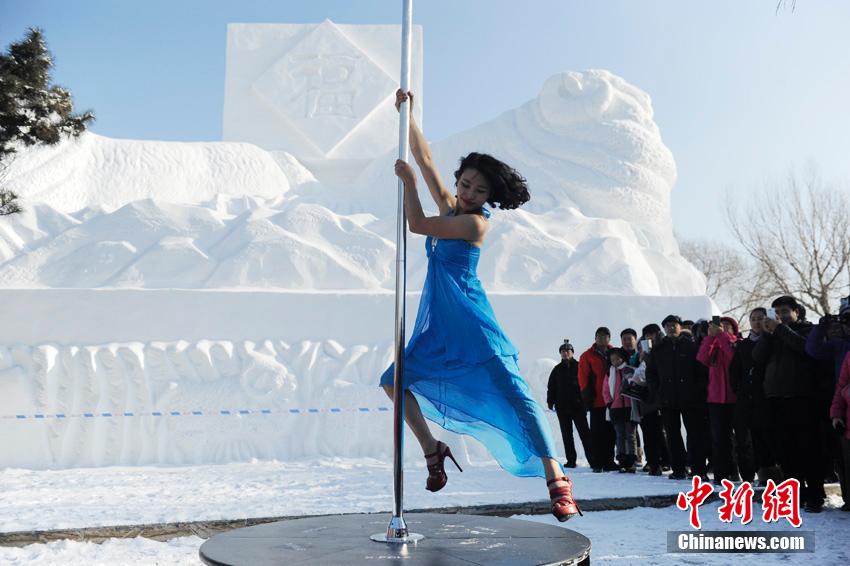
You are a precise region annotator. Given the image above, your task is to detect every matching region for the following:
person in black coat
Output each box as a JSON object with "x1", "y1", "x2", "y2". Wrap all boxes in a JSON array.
[
  {"x1": 636, "y1": 323, "x2": 670, "y2": 475},
  {"x1": 754, "y1": 295, "x2": 826, "y2": 512},
  {"x1": 547, "y1": 340, "x2": 592, "y2": 468},
  {"x1": 729, "y1": 307, "x2": 781, "y2": 486},
  {"x1": 645, "y1": 314, "x2": 710, "y2": 480}
]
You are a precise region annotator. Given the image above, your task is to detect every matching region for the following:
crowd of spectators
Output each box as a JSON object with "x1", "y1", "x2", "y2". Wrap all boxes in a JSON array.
[{"x1": 546, "y1": 294, "x2": 850, "y2": 513}]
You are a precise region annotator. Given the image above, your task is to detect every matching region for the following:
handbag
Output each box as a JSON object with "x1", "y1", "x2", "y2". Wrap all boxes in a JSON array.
[
  {"x1": 621, "y1": 380, "x2": 650, "y2": 403},
  {"x1": 620, "y1": 366, "x2": 649, "y2": 402}
]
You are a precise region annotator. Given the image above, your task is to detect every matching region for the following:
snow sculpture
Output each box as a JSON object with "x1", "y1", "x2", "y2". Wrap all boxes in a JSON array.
[
  {"x1": 223, "y1": 20, "x2": 424, "y2": 162},
  {"x1": 0, "y1": 26, "x2": 714, "y2": 468}
]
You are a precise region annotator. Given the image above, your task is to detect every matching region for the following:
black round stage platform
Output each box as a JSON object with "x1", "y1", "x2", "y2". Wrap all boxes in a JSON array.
[{"x1": 199, "y1": 512, "x2": 591, "y2": 565}]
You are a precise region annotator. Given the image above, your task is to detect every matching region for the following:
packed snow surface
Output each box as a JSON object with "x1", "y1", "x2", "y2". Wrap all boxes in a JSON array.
[{"x1": 0, "y1": 460, "x2": 846, "y2": 565}]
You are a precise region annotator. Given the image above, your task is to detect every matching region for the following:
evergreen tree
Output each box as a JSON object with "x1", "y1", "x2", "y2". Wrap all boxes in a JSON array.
[
  {"x1": 0, "y1": 27, "x2": 94, "y2": 162},
  {"x1": 0, "y1": 189, "x2": 22, "y2": 216},
  {"x1": 0, "y1": 28, "x2": 94, "y2": 215}
]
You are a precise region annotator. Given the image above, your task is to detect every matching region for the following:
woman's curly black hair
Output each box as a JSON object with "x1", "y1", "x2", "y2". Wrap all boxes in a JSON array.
[{"x1": 453, "y1": 152, "x2": 530, "y2": 210}]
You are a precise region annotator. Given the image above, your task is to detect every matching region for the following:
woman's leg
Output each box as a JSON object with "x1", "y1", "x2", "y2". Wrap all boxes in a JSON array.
[
  {"x1": 382, "y1": 385, "x2": 438, "y2": 456},
  {"x1": 542, "y1": 457, "x2": 565, "y2": 483}
]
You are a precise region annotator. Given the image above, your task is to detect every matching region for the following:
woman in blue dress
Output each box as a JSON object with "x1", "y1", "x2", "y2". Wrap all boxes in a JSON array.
[{"x1": 381, "y1": 90, "x2": 581, "y2": 522}]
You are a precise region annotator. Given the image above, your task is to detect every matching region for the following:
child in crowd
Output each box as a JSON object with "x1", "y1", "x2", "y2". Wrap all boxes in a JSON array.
[{"x1": 603, "y1": 348, "x2": 641, "y2": 473}]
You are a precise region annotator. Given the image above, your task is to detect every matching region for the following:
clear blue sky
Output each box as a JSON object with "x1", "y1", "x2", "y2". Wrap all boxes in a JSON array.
[{"x1": 2, "y1": 0, "x2": 849, "y2": 241}]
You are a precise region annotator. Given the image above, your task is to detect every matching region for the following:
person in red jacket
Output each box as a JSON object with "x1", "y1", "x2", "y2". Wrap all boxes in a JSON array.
[
  {"x1": 579, "y1": 327, "x2": 617, "y2": 472},
  {"x1": 697, "y1": 316, "x2": 740, "y2": 484},
  {"x1": 830, "y1": 351, "x2": 850, "y2": 511}
]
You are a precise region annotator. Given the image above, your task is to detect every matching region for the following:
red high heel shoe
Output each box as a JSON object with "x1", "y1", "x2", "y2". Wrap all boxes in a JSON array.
[
  {"x1": 424, "y1": 441, "x2": 463, "y2": 492},
  {"x1": 548, "y1": 476, "x2": 582, "y2": 522}
]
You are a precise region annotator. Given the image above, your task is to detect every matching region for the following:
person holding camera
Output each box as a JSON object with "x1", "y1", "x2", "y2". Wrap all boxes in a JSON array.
[
  {"x1": 729, "y1": 307, "x2": 780, "y2": 486},
  {"x1": 636, "y1": 324, "x2": 669, "y2": 475},
  {"x1": 547, "y1": 341, "x2": 593, "y2": 469},
  {"x1": 829, "y1": 349, "x2": 850, "y2": 511},
  {"x1": 807, "y1": 296, "x2": 850, "y2": 508},
  {"x1": 579, "y1": 327, "x2": 618, "y2": 472},
  {"x1": 697, "y1": 315, "x2": 741, "y2": 485},
  {"x1": 754, "y1": 295, "x2": 825, "y2": 513},
  {"x1": 806, "y1": 297, "x2": 850, "y2": 381},
  {"x1": 645, "y1": 314, "x2": 710, "y2": 480}
]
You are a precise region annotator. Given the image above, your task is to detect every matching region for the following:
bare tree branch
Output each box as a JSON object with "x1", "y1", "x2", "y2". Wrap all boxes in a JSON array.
[
  {"x1": 726, "y1": 169, "x2": 850, "y2": 317},
  {"x1": 678, "y1": 237, "x2": 767, "y2": 327},
  {"x1": 776, "y1": 0, "x2": 797, "y2": 14}
]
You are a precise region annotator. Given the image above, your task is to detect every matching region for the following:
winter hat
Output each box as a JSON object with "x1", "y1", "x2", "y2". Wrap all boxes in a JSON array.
[
  {"x1": 719, "y1": 316, "x2": 740, "y2": 335},
  {"x1": 641, "y1": 323, "x2": 662, "y2": 337},
  {"x1": 839, "y1": 296, "x2": 850, "y2": 316},
  {"x1": 559, "y1": 340, "x2": 575, "y2": 353},
  {"x1": 771, "y1": 295, "x2": 801, "y2": 312},
  {"x1": 662, "y1": 314, "x2": 683, "y2": 326}
]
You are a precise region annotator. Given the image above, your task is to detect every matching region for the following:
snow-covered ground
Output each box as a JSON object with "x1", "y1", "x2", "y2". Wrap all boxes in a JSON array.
[
  {"x1": 0, "y1": 458, "x2": 668, "y2": 532},
  {"x1": 0, "y1": 536, "x2": 203, "y2": 566},
  {"x1": 0, "y1": 459, "x2": 847, "y2": 565}
]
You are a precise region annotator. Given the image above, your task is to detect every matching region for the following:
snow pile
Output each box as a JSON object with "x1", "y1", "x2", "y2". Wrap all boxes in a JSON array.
[
  {"x1": 0, "y1": 536, "x2": 204, "y2": 565},
  {"x1": 3, "y1": 133, "x2": 298, "y2": 211},
  {"x1": 0, "y1": 198, "x2": 393, "y2": 289},
  {"x1": 3, "y1": 70, "x2": 704, "y2": 294},
  {"x1": 338, "y1": 69, "x2": 700, "y2": 294}
]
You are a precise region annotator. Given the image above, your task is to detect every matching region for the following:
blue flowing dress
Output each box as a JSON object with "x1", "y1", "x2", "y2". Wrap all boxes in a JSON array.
[{"x1": 379, "y1": 209, "x2": 559, "y2": 478}]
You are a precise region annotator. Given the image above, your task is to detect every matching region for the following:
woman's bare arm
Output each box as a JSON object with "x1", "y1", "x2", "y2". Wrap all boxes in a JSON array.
[
  {"x1": 396, "y1": 90, "x2": 455, "y2": 216},
  {"x1": 396, "y1": 160, "x2": 486, "y2": 242}
]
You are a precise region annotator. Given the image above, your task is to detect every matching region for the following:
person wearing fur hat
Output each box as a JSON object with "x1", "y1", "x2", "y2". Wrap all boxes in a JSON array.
[
  {"x1": 547, "y1": 341, "x2": 593, "y2": 469},
  {"x1": 646, "y1": 314, "x2": 710, "y2": 480},
  {"x1": 754, "y1": 295, "x2": 825, "y2": 512},
  {"x1": 697, "y1": 315, "x2": 741, "y2": 484}
]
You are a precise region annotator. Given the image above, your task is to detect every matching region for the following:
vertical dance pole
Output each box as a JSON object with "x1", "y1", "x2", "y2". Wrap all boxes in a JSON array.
[{"x1": 372, "y1": 0, "x2": 423, "y2": 545}]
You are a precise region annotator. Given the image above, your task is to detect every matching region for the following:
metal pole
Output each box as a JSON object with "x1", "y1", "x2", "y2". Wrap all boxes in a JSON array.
[{"x1": 372, "y1": 0, "x2": 423, "y2": 545}]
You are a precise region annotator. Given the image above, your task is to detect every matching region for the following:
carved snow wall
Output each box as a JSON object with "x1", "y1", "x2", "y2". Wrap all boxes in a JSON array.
[{"x1": 223, "y1": 20, "x2": 424, "y2": 161}]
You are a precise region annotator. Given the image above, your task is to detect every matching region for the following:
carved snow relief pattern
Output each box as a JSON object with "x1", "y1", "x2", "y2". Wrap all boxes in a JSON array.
[
  {"x1": 252, "y1": 21, "x2": 396, "y2": 156},
  {"x1": 0, "y1": 339, "x2": 539, "y2": 467},
  {"x1": 224, "y1": 21, "x2": 422, "y2": 160}
]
